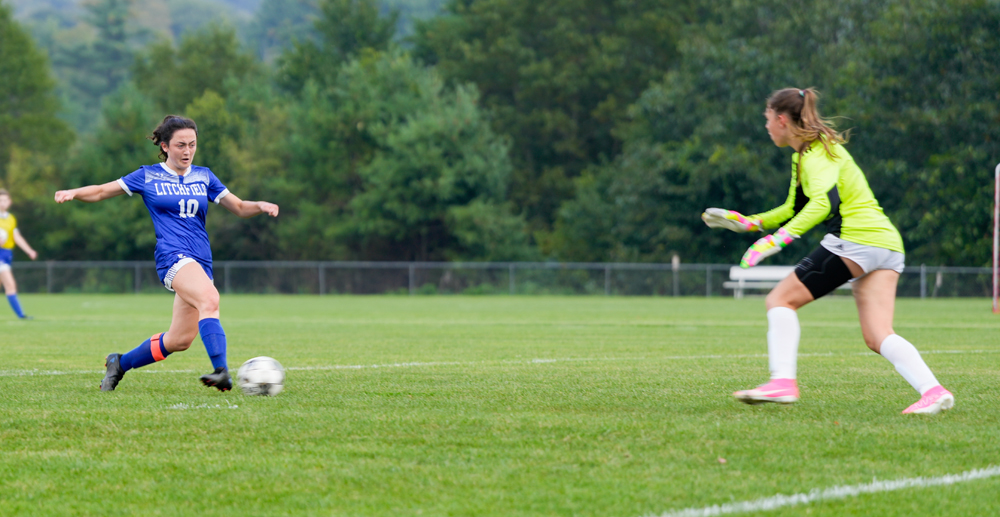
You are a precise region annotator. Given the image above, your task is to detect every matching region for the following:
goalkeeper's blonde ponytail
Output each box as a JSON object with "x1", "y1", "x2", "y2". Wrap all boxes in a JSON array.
[{"x1": 767, "y1": 88, "x2": 848, "y2": 158}]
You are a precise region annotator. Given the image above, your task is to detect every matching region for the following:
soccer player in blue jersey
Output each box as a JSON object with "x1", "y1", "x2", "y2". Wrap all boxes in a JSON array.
[
  {"x1": 54, "y1": 115, "x2": 279, "y2": 392},
  {"x1": 0, "y1": 189, "x2": 39, "y2": 319}
]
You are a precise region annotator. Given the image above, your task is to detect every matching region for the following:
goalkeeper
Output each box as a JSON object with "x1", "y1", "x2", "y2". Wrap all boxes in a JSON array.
[{"x1": 702, "y1": 87, "x2": 953, "y2": 415}]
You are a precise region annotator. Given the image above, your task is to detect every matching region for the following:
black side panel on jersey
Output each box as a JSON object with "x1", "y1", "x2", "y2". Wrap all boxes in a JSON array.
[
  {"x1": 824, "y1": 186, "x2": 842, "y2": 236},
  {"x1": 779, "y1": 184, "x2": 811, "y2": 227},
  {"x1": 778, "y1": 185, "x2": 842, "y2": 236},
  {"x1": 794, "y1": 245, "x2": 854, "y2": 300}
]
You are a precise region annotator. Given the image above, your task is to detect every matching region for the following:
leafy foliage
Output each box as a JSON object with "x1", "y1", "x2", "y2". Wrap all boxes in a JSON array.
[
  {"x1": 552, "y1": 0, "x2": 1000, "y2": 266},
  {"x1": 0, "y1": 1, "x2": 73, "y2": 255},
  {"x1": 4, "y1": 0, "x2": 999, "y2": 266},
  {"x1": 277, "y1": 0, "x2": 398, "y2": 92},
  {"x1": 280, "y1": 50, "x2": 529, "y2": 260},
  {"x1": 132, "y1": 25, "x2": 260, "y2": 113},
  {"x1": 414, "y1": 0, "x2": 693, "y2": 234},
  {"x1": 841, "y1": 0, "x2": 1000, "y2": 266},
  {"x1": 0, "y1": 2, "x2": 72, "y2": 173},
  {"x1": 245, "y1": 0, "x2": 320, "y2": 62}
]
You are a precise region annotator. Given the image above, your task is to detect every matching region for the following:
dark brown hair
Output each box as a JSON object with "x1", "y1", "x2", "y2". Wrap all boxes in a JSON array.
[
  {"x1": 767, "y1": 88, "x2": 847, "y2": 158},
  {"x1": 149, "y1": 115, "x2": 198, "y2": 161},
  {"x1": 0, "y1": 189, "x2": 9, "y2": 198}
]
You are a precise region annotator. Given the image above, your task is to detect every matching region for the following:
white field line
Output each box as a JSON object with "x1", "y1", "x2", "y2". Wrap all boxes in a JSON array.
[
  {"x1": 1, "y1": 349, "x2": 998, "y2": 378},
  {"x1": 166, "y1": 401, "x2": 240, "y2": 410},
  {"x1": 648, "y1": 465, "x2": 1000, "y2": 517}
]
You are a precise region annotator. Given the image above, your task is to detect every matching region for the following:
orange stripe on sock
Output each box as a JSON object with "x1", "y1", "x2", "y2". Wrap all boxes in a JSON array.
[{"x1": 150, "y1": 333, "x2": 165, "y2": 361}]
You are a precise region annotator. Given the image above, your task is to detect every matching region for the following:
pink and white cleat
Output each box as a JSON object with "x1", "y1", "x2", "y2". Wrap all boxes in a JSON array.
[
  {"x1": 902, "y1": 385, "x2": 954, "y2": 415},
  {"x1": 733, "y1": 378, "x2": 799, "y2": 405}
]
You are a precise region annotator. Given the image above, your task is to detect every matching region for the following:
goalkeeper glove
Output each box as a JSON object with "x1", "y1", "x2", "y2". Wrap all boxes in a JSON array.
[
  {"x1": 701, "y1": 208, "x2": 763, "y2": 233},
  {"x1": 740, "y1": 228, "x2": 798, "y2": 268}
]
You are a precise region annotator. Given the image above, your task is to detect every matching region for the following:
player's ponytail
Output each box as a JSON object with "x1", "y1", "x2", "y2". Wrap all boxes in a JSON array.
[
  {"x1": 767, "y1": 88, "x2": 847, "y2": 158},
  {"x1": 149, "y1": 115, "x2": 198, "y2": 161}
]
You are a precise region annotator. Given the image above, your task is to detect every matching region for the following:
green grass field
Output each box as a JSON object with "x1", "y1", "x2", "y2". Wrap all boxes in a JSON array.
[{"x1": 1, "y1": 294, "x2": 998, "y2": 516}]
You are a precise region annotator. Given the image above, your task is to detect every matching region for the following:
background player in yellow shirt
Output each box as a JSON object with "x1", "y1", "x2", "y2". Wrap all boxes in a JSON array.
[
  {"x1": 702, "y1": 88, "x2": 953, "y2": 415},
  {"x1": 0, "y1": 189, "x2": 38, "y2": 319}
]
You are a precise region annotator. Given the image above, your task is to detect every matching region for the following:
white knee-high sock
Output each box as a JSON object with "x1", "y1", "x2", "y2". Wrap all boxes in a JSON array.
[
  {"x1": 767, "y1": 307, "x2": 800, "y2": 380},
  {"x1": 879, "y1": 334, "x2": 940, "y2": 395}
]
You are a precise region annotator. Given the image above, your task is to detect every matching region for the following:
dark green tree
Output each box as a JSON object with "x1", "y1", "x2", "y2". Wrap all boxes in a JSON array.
[
  {"x1": 280, "y1": 49, "x2": 531, "y2": 261},
  {"x1": 132, "y1": 25, "x2": 259, "y2": 113},
  {"x1": 48, "y1": 84, "x2": 161, "y2": 259},
  {"x1": 414, "y1": 0, "x2": 693, "y2": 235},
  {"x1": 187, "y1": 80, "x2": 294, "y2": 260},
  {"x1": 841, "y1": 0, "x2": 1000, "y2": 266},
  {"x1": 551, "y1": 0, "x2": 887, "y2": 263},
  {"x1": 277, "y1": 0, "x2": 398, "y2": 92},
  {"x1": 245, "y1": 0, "x2": 320, "y2": 63},
  {"x1": 0, "y1": 1, "x2": 72, "y2": 185},
  {"x1": 56, "y1": 0, "x2": 135, "y2": 127}
]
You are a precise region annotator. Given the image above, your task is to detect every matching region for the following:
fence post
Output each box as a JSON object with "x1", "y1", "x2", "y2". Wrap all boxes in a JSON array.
[
  {"x1": 134, "y1": 263, "x2": 141, "y2": 294},
  {"x1": 46, "y1": 261, "x2": 54, "y2": 294},
  {"x1": 706, "y1": 265, "x2": 712, "y2": 297},
  {"x1": 509, "y1": 264, "x2": 515, "y2": 295},
  {"x1": 920, "y1": 264, "x2": 926, "y2": 299},
  {"x1": 225, "y1": 263, "x2": 232, "y2": 294},
  {"x1": 672, "y1": 255, "x2": 680, "y2": 297},
  {"x1": 408, "y1": 264, "x2": 415, "y2": 295},
  {"x1": 604, "y1": 265, "x2": 611, "y2": 296},
  {"x1": 318, "y1": 263, "x2": 325, "y2": 295}
]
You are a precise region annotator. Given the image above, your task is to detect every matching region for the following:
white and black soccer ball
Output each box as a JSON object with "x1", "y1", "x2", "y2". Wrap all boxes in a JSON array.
[{"x1": 236, "y1": 356, "x2": 285, "y2": 396}]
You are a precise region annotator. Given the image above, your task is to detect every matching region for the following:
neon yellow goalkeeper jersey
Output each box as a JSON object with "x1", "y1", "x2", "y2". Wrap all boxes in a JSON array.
[
  {"x1": 0, "y1": 212, "x2": 16, "y2": 250},
  {"x1": 749, "y1": 139, "x2": 904, "y2": 253}
]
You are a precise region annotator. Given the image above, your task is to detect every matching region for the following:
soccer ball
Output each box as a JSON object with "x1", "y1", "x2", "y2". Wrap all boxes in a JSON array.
[{"x1": 236, "y1": 356, "x2": 285, "y2": 396}]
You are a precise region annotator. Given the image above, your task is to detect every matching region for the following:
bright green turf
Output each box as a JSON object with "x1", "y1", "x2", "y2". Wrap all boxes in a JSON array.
[{"x1": 1, "y1": 294, "x2": 998, "y2": 516}]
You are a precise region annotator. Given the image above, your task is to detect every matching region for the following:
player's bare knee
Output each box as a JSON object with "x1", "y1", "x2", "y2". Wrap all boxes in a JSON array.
[
  {"x1": 199, "y1": 291, "x2": 220, "y2": 315},
  {"x1": 765, "y1": 291, "x2": 791, "y2": 311},
  {"x1": 865, "y1": 329, "x2": 894, "y2": 354}
]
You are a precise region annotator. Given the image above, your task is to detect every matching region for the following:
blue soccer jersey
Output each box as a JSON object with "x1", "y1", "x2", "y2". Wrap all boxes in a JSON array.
[{"x1": 118, "y1": 163, "x2": 229, "y2": 280}]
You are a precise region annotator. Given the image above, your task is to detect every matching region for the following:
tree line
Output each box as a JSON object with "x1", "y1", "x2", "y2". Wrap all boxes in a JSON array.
[{"x1": 2, "y1": 0, "x2": 998, "y2": 266}]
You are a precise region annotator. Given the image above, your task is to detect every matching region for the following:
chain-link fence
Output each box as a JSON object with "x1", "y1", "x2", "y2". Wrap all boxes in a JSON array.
[{"x1": 8, "y1": 260, "x2": 992, "y2": 298}]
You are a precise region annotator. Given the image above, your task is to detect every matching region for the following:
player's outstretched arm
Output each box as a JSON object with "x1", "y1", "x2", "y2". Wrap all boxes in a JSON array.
[
  {"x1": 219, "y1": 193, "x2": 279, "y2": 219},
  {"x1": 54, "y1": 181, "x2": 126, "y2": 203},
  {"x1": 701, "y1": 208, "x2": 762, "y2": 232},
  {"x1": 12, "y1": 229, "x2": 37, "y2": 260}
]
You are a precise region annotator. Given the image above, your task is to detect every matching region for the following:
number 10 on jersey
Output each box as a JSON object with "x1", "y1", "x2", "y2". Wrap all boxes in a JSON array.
[{"x1": 178, "y1": 199, "x2": 200, "y2": 218}]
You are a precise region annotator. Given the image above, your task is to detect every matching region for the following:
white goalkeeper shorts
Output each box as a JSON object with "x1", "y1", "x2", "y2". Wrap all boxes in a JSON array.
[{"x1": 820, "y1": 234, "x2": 905, "y2": 280}]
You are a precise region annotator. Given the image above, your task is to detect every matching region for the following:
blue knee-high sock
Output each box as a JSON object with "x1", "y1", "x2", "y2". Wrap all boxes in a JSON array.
[
  {"x1": 120, "y1": 333, "x2": 171, "y2": 372},
  {"x1": 199, "y1": 318, "x2": 228, "y2": 371},
  {"x1": 7, "y1": 294, "x2": 25, "y2": 318}
]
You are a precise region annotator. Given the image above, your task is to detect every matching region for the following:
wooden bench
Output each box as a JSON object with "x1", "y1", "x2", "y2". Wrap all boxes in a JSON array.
[{"x1": 723, "y1": 266, "x2": 850, "y2": 298}]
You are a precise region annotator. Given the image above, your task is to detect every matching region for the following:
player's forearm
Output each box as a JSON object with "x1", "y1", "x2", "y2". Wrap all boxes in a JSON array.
[
  {"x1": 237, "y1": 200, "x2": 279, "y2": 218},
  {"x1": 55, "y1": 182, "x2": 123, "y2": 203},
  {"x1": 63, "y1": 185, "x2": 104, "y2": 202},
  {"x1": 233, "y1": 200, "x2": 263, "y2": 218},
  {"x1": 220, "y1": 195, "x2": 279, "y2": 218},
  {"x1": 12, "y1": 232, "x2": 37, "y2": 259},
  {"x1": 13, "y1": 234, "x2": 33, "y2": 253}
]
